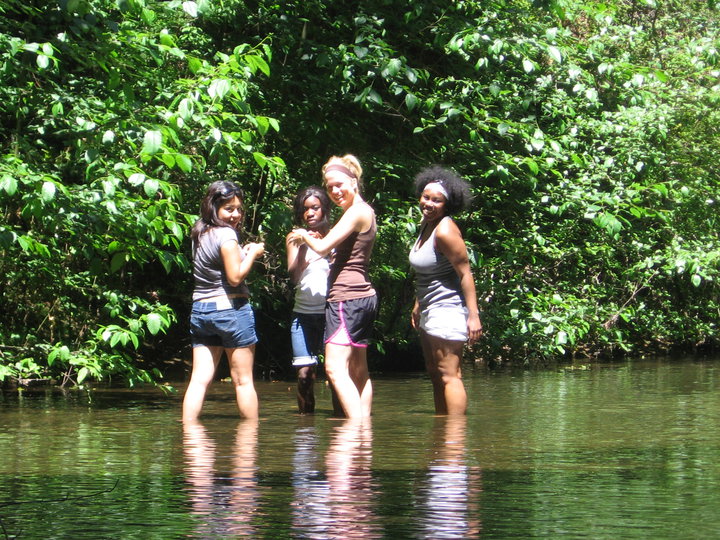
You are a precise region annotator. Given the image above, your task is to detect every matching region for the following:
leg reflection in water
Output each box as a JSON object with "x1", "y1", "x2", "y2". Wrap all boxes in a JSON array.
[
  {"x1": 325, "y1": 419, "x2": 380, "y2": 539},
  {"x1": 182, "y1": 420, "x2": 259, "y2": 537},
  {"x1": 419, "y1": 416, "x2": 482, "y2": 538},
  {"x1": 290, "y1": 422, "x2": 332, "y2": 537}
]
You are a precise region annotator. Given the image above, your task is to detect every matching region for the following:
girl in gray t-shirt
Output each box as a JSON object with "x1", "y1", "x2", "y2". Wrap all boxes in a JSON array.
[{"x1": 182, "y1": 181, "x2": 264, "y2": 422}]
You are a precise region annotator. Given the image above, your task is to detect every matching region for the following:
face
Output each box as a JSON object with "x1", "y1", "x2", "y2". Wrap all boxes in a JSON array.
[
  {"x1": 324, "y1": 168, "x2": 357, "y2": 210},
  {"x1": 302, "y1": 196, "x2": 325, "y2": 229},
  {"x1": 419, "y1": 186, "x2": 447, "y2": 222},
  {"x1": 217, "y1": 195, "x2": 244, "y2": 228}
]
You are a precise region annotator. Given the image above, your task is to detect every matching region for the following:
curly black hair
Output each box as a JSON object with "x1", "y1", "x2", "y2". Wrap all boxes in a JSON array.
[
  {"x1": 292, "y1": 185, "x2": 332, "y2": 229},
  {"x1": 414, "y1": 165, "x2": 473, "y2": 215}
]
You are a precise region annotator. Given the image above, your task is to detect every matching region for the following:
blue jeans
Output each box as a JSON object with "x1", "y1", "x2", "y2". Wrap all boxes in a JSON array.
[
  {"x1": 291, "y1": 312, "x2": 325, "y2": 367},
  {"x1": 190, "y1": 298, "x2": 258, "y2": 348}
]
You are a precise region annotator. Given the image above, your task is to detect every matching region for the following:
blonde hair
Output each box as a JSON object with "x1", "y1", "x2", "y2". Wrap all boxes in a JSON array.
[{"x1": 322, "y1": 154, "x2": 363, "y2": 191}]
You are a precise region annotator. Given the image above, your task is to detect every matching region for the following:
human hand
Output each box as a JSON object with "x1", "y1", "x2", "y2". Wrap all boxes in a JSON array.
[
  {"x1": 244, "y1": 242, "x2": 265, "y2": 258},
  {"x1": 467, "y1": 312, "x2": 482, "y2": 344},
  {"x1": 287, "y1": 229, "x2": 308, "y2": 245},
  {"x1": 410, "y1": 302, "x2": 420, "y2": 330}
]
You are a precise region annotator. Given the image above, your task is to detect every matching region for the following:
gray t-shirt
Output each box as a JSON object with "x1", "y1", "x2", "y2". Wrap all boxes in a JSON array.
[
  {"x1": 192, "y1": 226, "x2": 250, "y2": 301},
  {"x1": 408, "y1": 217, "x2": 464, "y2": 311}
]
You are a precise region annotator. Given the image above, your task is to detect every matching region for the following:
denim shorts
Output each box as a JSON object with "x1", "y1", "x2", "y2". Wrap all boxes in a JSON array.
[
  {"x1": 190, "y1": 298, "x2": 258, "y2": 348},
  {"x1": 420, "y1": 305, "x2": 468, "y2": 342},
  {"x1": 290, "y1": 312, "x2": 326, "y2": 367}
]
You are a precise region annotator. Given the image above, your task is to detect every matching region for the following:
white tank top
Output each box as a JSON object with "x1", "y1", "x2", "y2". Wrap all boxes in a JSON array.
[{"x1": 293, "y1": 247, "x2": 330, "y2": 314}]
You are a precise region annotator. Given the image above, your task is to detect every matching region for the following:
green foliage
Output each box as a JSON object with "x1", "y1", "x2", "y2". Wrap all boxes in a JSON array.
[
  {"x1": 2, "y1": 0, "x2": 720, "y2": 387},
  {"x1": 0, "y1": 0, "x2": 280, "y2": 385}
]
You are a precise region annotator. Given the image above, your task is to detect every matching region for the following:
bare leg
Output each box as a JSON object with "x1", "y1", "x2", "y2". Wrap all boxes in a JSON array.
[
  {"x1": 349, "y1": 347, "x2": 372, "y2": 418},
  {"x1": 325, "y1": 343, "x2": 364, "y2": 418},
  {"x1": 183, "y1": 345, "x2": 223, "y2": 422},
  {"x1": 296, "y1": 365, "x2": 316, "y2": 414},
  {"x1": 420, "y1": 330, "x2": 467, "y2": 415},
  {"x1": 228, "y1": 345, "x2": 259, "y2": 419}
]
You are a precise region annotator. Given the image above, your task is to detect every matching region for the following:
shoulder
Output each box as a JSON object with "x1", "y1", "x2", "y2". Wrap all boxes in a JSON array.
[
  {"x1": 354, "y1": 201, "x2": 375, "y2": 223},
  {"x1": 213, "y1": 226, "x2": 239, "y2": 246},
  {"x1": 435, "y1": 216, "x2": 461, "y2": 240},
  {"x1": 342, "y1": 201, "x2": 374, "y2": 228}
]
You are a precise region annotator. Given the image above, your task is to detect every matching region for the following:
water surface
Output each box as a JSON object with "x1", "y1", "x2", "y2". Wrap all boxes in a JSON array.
[{"x1": 1, "y1": 359, "x2": 719, "y2": 538}]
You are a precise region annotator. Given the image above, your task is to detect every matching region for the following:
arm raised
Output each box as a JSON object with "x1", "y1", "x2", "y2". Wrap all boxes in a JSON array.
[
  {"x1": 289, "y1": 203, "x2": 372, "y2": 257},
  {"x1": 221, "y1": 240, "x2": 265, "y2": 287}
]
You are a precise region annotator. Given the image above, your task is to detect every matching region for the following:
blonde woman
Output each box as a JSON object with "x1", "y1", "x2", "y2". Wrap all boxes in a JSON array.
[{"x1": 288, "y1": 155, "x2": 377, "y2": 419}]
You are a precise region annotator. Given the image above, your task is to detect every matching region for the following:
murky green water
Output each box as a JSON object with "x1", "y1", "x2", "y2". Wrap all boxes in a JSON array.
[{"x1": 2, "y1": 359, "x2": 720, "y2": 538}]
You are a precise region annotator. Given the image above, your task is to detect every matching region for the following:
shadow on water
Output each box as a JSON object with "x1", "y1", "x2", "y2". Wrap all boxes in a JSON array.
[{"x1": 2, "y1": 357, "x2": 720, "y2": 538}]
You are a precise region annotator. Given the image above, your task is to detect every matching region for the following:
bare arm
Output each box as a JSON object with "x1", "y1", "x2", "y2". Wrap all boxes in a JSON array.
[
  {"x1": 435, "y1": 219, "x2": 483, "y2": 343},
  {"x1": 288, "y1": 203, "x2": 372, "y2": 257},
  {"x1": 286, "y1": 232, "x2": 308, "y2": 285},
  {"x1": 221, "y1": 240, "x2": 265, "y2": 287},
  {"x1": 411, "y1": 297, "x2": 420, "y2": 330}
]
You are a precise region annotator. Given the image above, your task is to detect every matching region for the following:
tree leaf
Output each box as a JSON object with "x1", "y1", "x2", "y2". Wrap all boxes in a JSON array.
[
  {"x1": 405, "y1": 93, "x2": 418, "y2": 111},
  {"x1": 142, "y1": 130, "x2": 162, "y2": 155},
  {"x1": 176, "y1": 154, "x2": 192, "y2": 173},
  {"x1": 146, "y1": 313, "x2": 164, "y2": 335},
  {"x1": 547, "y1": 45, "x2": 562, "y2": 63},
  {"x1": 41, "y1": 181, "x2": 56, "y2": 203},
  {"x1": 182, "y1": 1, "x2": 198, "y2": 17},
  {"x1": 110, "y1": 252, "x2": 126, "y2": 273},
  {"x1": 143, "y1": 178, "x2": 159, "y2": 197}
]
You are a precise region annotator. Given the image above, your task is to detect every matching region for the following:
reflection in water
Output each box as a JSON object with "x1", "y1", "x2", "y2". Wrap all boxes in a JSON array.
[
  {"x1": 183, "y1": 420, "x2": 259, "y2": 537},
  {"x1": 419, "y1": 416, "x2": 482, "y2": 538},
  {"x1": 290, "y1": 423, "x2": 331, "y2": 537},
  {"x1": 325, "y1": 419, "x2": 379, "y2": 539},
  {"x1": 8, "y1": 362, "x2": 720, "y2": 538}
]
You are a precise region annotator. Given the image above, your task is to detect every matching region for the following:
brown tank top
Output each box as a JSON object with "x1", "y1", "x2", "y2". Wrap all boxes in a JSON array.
[{"x1": 327, "y1": 206, "x2": 377, "y2": 302}]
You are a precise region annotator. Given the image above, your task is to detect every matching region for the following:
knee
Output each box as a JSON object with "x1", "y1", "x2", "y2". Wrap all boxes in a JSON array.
[
  {"x1": 441, "y1": 371, "x2": 462, "y2": 386},
  {"x1": 232, "y1": 372, "x2": 254, "y2": 387},
  {"x1": 325, "y1": 363, "x2": 342, "y2": 382},
  {"x1": 188, "y1": 370, "x2": 214, "y2": 387},
  {"x1": 297, "y1": 367, "x2": 315, "y2": 386}
]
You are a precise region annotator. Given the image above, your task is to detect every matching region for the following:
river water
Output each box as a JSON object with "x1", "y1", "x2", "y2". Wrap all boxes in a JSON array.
[{"x1": 1, "y1": 358, "x2": 719, "y2": 538}]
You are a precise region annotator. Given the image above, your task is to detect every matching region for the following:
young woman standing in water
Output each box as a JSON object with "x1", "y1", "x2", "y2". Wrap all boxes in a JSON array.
[
  {"x1": 182, "y1": 181, "x2": 265, "y2": 422},
  {"x1": 288, "y1": 155, "x2": 377, "y2": 419},
  {"x1": 409, "y1": 166, "x2": 482, "y2": 415},
  {"x1": 286, "y1": 186, "x2": 332, "y2": 413}
]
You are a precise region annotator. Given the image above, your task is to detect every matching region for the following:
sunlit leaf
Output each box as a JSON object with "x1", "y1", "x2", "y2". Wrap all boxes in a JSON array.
[
  {"x1": 146, "y1": 313, "x2": 164, "y2": 335},
  {"x1": 143, "y1": 178, "x2": 159, "y2": 197},
  {"x1": 547, "y1": 45, "x2": 562, "y2": 63},
  {"x1": 182, "y1": 1, "x2": 198, "y2": 17},
  {"x1": 41, "y1": 181, "x2": 56, "y2": 203},
  {"x1": 142, "y1": 130, "x2": 162, "y2": 155},
  {"x1": 176, "y1": 154, "x2": 192, "y2": 173}
]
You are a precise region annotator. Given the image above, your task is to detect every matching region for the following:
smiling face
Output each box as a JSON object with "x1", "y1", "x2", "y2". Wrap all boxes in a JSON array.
[
  {"x1": 302, "y1": 195, "x2": 325, "y2": 230},
  {"x1": 324, "y1": 168, "x2": 357, "y2": 210},
  {"x1": 217, "y1": 195, "x2": 244, "y2": 229},
  {"x1": 419, "y1": 185, "x2": 447, "y2": 223}
]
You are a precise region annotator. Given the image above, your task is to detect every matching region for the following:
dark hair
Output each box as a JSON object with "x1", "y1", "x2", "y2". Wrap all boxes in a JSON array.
[
  {"x1": 414, "y1": 165, "x2": 473, "y2": 215},
  {"x1": 191, "y1": 181, "x2": 244, "y2": 247},
  {"x1": 293, "y1": 185, "x2": 331, "y2": 229}
]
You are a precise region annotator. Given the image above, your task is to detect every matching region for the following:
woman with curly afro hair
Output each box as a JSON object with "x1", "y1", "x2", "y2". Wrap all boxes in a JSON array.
[{"x1": 409, "y1": 166, "x2": 482, "y2": 414}]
